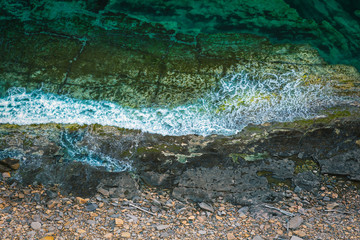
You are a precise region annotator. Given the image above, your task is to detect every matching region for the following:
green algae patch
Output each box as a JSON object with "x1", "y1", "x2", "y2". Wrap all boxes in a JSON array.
[
  {"x1": 136, "y1": 147, "x2": 162, "y2": 157},
  {"x1": 0, "y1": 124, "x2": 21, "y2": 129},
  {"x1": 229, "y1": 153, "x2": 241, "y2": 163},
  {"x1": 293, "y1": 159, "x2": 319, "y2": 175},
  {"x1": 64, "y1": 124, "x2": 88, "y2": 132}
]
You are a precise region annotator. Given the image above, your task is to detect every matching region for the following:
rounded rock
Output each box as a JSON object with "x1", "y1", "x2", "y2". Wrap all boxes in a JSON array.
[{"x1": 31, "y1": 221, "x2": 42, "y2": 230}]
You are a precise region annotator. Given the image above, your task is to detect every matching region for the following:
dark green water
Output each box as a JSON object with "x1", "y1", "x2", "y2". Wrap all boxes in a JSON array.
[{"x1": 103, "y1": 0, "x2": 360, "y2": 70}]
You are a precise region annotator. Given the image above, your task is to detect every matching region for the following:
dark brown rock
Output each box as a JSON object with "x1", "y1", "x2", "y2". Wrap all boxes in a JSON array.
[{"x1": 0, "y1": 157, "x2": 20, "y2": 170}]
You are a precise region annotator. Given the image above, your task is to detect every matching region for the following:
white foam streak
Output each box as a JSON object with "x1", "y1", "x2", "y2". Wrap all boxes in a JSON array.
[{"x1": 0, "y1": 71, "x2": 341, "y2": 136}]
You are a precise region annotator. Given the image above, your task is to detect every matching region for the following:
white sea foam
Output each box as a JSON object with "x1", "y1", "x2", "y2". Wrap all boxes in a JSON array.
[{"x1": 0, "y1": 71, "x2": 342, "y2": 136}]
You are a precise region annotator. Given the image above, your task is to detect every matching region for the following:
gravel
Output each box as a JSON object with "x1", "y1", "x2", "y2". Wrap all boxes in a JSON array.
[{"x1": 0, "y1": 175, "x2": 359, "y2": 239}]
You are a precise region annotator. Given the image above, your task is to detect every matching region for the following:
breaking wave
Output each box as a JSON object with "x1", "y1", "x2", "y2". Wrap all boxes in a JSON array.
[{"x1": 0, "y1": 71, "x2": 342, "y2": 136}]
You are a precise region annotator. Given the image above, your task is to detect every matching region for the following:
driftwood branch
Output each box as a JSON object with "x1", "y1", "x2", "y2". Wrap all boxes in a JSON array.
[
  {"x1": 128, "y1": 202, "x2": 157, "y2": 216},
  {"x1": 324, "y1": 209, "x2": 351, "y2": 215},
  {"x1": 263, "y1": 204, "x2": 295, "y2": 217}
]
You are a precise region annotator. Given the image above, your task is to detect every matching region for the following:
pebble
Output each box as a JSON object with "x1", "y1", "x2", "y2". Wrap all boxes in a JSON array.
[
  {"x1": 199, "y1": 202, "x2": 214, "y2": 212},
  {"x1": 30, "y1": 222, "x2": 42, "y2": 230},
  {"x1": 46, "y1": 190, "x2": 58, "y2": 199},
  {"x1": 238, "y1": 206, "x2": 249, "y2": 214},
  {"x1": 326, "y1": 202, "x2": 339, "y2": 210},
  {"x1": 85, "y1": 203, "x2": 98, "y2": 211},
  {"x1": 323, "y1": 196, "x2": 331, "y2": 201},
  {"x1": 40, "y1": 237, "x2": 54, "y2": 240},
  {"x1": 227, "y1": 232, "x2": 236, "y2": 240},
  {"x1": 197, "y1": 216, "x2": 207, "y2": 223},
  {"x1": 104, "y1": 233, "x2": 113, "y2": 239},
  {"x1": 160, "y1": 232, "x2": 170, "y2": 238},
  {"x1": 253, "y1": 236, "x2": 264, "y2": 240},
  {"x1": 0, "y1": 177, "x2": 359, "y2": 239},
  {"x1": 293, "y1": 230, "x2": 306, "y2": 237},
  {"x1": 121, "y1": 232, "x2": 131, "y2": 238},
  {"x1": 115, "y1": 218, "x2": 124, "y2": 225},
  {"x1": 97, "y1": 187, "x2": 109, "y2": 196},
  {"x1": 290, "y1": 236, "x2": 304, "y2": 240},
  {"x1": 87, "y1": 220, "x2": 96, "y2": 225},
  {"x1": 165, "y1": 199, "x2": 173, "y2": 207},
  {"x1": 156, "y1": 224, "x2": 170, "y2": 230},
  {"x1": 2, "y1": 172, "x2": 10, "y2": 178},
  {"x1": 294, "y1": 186, "x2": 302, "y2": 193},
  {"x1": 288, "y1": 216, "x2": 304, "y2": 229}
]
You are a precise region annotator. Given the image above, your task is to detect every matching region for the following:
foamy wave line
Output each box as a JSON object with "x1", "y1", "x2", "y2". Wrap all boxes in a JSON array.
[{"x1": 0, "y1": 71, "x2": 342, "y2": 136}]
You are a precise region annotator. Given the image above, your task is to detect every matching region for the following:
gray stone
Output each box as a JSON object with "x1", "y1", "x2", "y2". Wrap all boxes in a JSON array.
[
  {"x1": 127, "y1": 214, "x2": 138, "y2": 223},
  {"x1": 290, "y1": 236, "x2": 304, "y2": 240},
  {"x1": 97, "y1": 187, "x2": 109, "y2": 197},
  {"x1": 30, "y1": 222, "x2": 41, "y2": 230},
  {"x1": 173, "y1": 166, "x2": 280, "y2": 205},
  {"x1": 288, "y1": 216, "x2": 304, "y2": 229},
  {"x1": 46, "y1": 190, "x2": 58, "y2": 199},
  {"x1": 87, "y1": 220, "x2": 96, "y2": 225},
  {"x1": 156, "y1": 225, "x2": 170, "y2": 230},
  {"x1": 165, "y1": 200, "x2": 173, "y2": 207},
  {"x1": 318, "y1": 149, "x2": 360, "y2": 181},
  {"x1": 253, "y1": 236, "x2": 264, "y2": 240},
  {"x1": 32, "y1": 215, "x2": 41, "y2": 222},
  {"x1": 293, "y1": 171, "x2": 320, "y2": 192},
  {"x1": 198, "y1": 202, "x2": 214, "y2": 212},
  {"x1": 238, "y1": 206, "x2": 249, "y2": 214},
  {"x1": 85, "y1": 203, "x2": 98, "y2": 212},
  {"x1": 323, "y1": 196, "x2": 331, "y2": 201},
  {"x1": 151, "y1": 206, "x2": 159, "y2": 213},
  {"x1": 160, "y1": 232, "x2": 170, "y2": 238},
  {"x1": 294, "y1": 186, "x2": 302, "y2": 193}
]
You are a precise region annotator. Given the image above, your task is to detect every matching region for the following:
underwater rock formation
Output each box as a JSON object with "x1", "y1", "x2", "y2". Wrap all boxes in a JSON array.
[{"x1": 1, "y1": 0, "x2": 359, "y2": 107}]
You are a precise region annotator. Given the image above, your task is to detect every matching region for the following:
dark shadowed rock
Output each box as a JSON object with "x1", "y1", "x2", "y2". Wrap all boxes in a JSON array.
[
  {"x1": 173, "y1": 166, "x2": 280, "y2": 205},
  {"x1": 318, "y1": 149, "x2": 360, "y2": 181},
  {"x1": 293, "y1": 171, "x2": 320, "y2": 192}
]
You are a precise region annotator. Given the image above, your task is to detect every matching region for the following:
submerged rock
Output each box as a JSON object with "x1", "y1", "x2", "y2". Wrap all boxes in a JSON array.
[{"x1": 0, "y1": 1, "x2": 359, "y2": 108}]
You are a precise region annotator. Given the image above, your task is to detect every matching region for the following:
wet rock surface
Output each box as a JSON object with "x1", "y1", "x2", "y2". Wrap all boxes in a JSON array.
[{"x1": 0, "y1": 105, "x2": 359, "y2": 203}]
